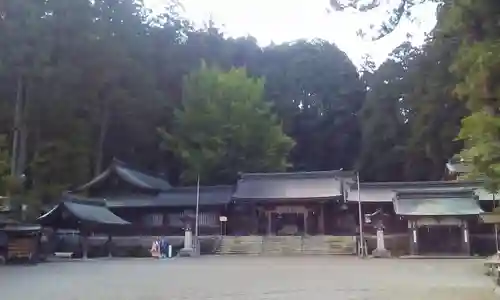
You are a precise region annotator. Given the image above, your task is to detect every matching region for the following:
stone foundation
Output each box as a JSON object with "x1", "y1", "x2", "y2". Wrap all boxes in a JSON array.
[
  {"x1": 218, "y1": 235, "x2": 357, "y2": 255},
  {"x1": 53, "y1": 235, "x2": 221, "y2": 258}
]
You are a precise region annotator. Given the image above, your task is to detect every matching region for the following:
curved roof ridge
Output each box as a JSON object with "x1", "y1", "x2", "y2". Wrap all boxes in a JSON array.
[
  {"x1": 240, "y1": 170, "x2": 355, "y2": 180},
  {"x1": 394, "y1": 187, "x2": 476, "y2": 194},
  {"x1": 354, "y1": 180, "x2": 481, "y2": 189},
  {"x1": 162, "y1": 185, "x2": 234, "y2": 193},
  {"x1": 74, "y1": 159, "x2": 171, "y2": 192},
  {"x1": 111, "y1": 158, "x2": 168, "y2": 180}
]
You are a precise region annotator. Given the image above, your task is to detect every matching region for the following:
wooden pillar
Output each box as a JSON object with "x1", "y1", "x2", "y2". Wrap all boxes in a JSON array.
[
  {"x1": 409, "y1": 220, "x2": 418, "y2": 255},
  {"x1": 303, "y1": 212, "x2": 308, "y2": 236},
  {"x1": 80, "y1": 227, "x2": 89, "y2": 260},
  {"x1": 461, "y1": 221, "x2": 470, "y2": 255},
  {"x1": 107, "y1": 235, "x2": 113, "y2": 258},
  {"x1": 319, "y1": 203, "x2": 325, "y2": 235},
  {"x1": 252, "y1": 203, "x2": 258, "y2": 235},
  {"x1": 267, "y1": 212, "x2": 272, "y2": 236}
]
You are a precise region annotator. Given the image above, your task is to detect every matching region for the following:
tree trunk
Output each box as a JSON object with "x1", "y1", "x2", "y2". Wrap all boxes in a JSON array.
[
  {"x1": 18, "y1": 81, "x2": 29, "y2": 178},
  {"x1": 94, "y1": 100, "x2": 110, "y2": 176},
  {"x1": 11, "y1": 75, "x2": 25, "y2": 177}
]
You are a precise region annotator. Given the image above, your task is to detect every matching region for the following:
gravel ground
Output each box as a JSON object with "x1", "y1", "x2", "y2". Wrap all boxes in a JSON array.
[{"x1": 0, "y1": 256, "x2": 497, "y2": 300}]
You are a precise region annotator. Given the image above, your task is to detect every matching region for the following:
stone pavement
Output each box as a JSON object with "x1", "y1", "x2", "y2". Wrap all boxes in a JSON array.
[{"x1": 0, "y1": 256, "x2": 497, "y2": 300}]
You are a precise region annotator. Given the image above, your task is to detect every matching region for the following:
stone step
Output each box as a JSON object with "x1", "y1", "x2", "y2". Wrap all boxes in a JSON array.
[
  {"x1": 218, "y1": 236, "x2": 263, "y2": 255},
  {"x1": 262, "y1": 236, "x2": 303, "y2": 255},
  {"x1": 218, "y1": 235, "x2": 357, "y2": 255},
  {"x1": 302, "y1": 236, "x2": 356, "y2": 255}
]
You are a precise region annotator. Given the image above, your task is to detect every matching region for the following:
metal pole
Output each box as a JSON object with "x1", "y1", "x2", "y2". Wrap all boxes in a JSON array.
[
  {"x1": 194, "y1": 173, "x2": 200, "y2": 251},
  {"x1": 357, "y1": 172, "x2": 365, "y2": 257},
  {"x1": 494, "y1": 194, "x2": 499, "y2": 253}
]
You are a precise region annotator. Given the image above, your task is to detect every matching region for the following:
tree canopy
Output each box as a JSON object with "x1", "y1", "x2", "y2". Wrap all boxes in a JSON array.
[
  {"x1": 0, "y1": 0, "x2": 366, "y2": 204},
  {"x1": 160, "y1": 63, "x2": 294, "y2": 185},
  {"x1": 333, "y1": 0, "x2": 500, "y2": 191},
  {"x1": 3, "y1": 0, "x2": 500, "y2": 207}
]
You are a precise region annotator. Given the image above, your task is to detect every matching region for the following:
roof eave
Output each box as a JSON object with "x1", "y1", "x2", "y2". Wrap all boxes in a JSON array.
[{"x1": 232, "y1": 196, "x2": 342, "y2": 202}]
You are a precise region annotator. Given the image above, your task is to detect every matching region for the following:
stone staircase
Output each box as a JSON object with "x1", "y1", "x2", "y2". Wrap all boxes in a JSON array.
[
  {"x1": 302, "y1": 235, "x2": 356, "y2": 255},
  {"x1": 218, "y1": 236, "x2": 263, "y2": 255},
  {"x1": 262, "y1": 236, "x2": 303, "y2": 255},
  {"x1": 218, "y1": 235, "x2": 357, "y2": 255}
]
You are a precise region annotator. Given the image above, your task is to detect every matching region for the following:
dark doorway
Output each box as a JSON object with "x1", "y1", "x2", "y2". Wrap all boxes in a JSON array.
[
  {"x1": 417, "y1": 225, "x2": 463, "y2": 254},
  {"x1": 274, "y1": 213, "x2": 305, "y2": 236}
]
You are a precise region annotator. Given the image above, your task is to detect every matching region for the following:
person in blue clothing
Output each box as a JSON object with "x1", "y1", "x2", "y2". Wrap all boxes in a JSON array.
[{"x1": 159, "y1": 237, "x2": 169, "y2": 258}]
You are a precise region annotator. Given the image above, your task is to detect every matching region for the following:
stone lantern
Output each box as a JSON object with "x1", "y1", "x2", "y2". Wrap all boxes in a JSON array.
[
  {"x1": 369, "y1": 210, "x2": 391, "y2": 258},
  {"x1": 179, "y1": 212, "x2": 195, "y2": 257}
]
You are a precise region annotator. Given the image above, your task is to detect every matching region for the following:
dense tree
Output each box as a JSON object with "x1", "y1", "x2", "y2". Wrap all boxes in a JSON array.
[
  {"x1": 0, "y1": 0, "x2": 173, "y2": 202},
  {"x1": 359, "y1": 22, "x2": 467, "y2": 182},
  {"x1": 329, "y1": 0, "x2": 439, "y2": 39},
  {"x1": 160, "y1": 64, "x2": 294, "y2": 185},
  {"x1": 3, "y1": 0, "x2": 491, "y2": 210},
  {"x1": 0, "y1": 135, "x2": 11, "y2": 195},
  {"x1": 439, "y1": 1, "x2": 500, "y2": 192},
  {"x1": 403, "y1": 26, "x2": 466, "y2": 181},
  {"x1": 259, "y1": 40, "x2": 365, "y2": 171},
  {"x1": 336, "y1": 0, "x2": 500, "y2": 190},
  {"x1": 358, "y1": 42, "x2": 418, "y2": 181}
]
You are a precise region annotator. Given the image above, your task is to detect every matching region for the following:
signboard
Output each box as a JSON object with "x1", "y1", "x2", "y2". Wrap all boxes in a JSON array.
[
  {"x1": 219, "y1": 216, "x2": 228, "y2": 222},
  {"x1": 364, "y1": 214, "x2": 372, "y2": 224}
]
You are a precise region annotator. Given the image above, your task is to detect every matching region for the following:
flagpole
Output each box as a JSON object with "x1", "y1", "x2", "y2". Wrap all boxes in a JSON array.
[
  {"x1": 194, "y1": 173, "x2": 200, "y2": 252},
  {"x1": 494, "y1": 194, "x2": 499, "y2": 253},
  {"x1": 356, "y1": 171, "x2": 365, "y2": 257}
]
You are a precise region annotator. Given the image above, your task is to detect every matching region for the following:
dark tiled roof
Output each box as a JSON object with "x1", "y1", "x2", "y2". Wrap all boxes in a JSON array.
[
  {"x1": 346, "y1": 181, "x2": 482, "y2": 203},
  {"x1": 1, "y1": 224, "x2": 41, "y2": 232},
  {"x1": 393, "y1": 188, "x2": 483, "y2": 216},
  {"x1": 480, "y1": 213, "x2": 500, "y2": 224},
  {"x1": 447, "y1": 157, "x2": 473, "y2": 174},
  {"x1": 446, "y1": 162, "x2": 473, "y2": 174},
  {"x1": 394, "y1": 188, "x2": 477, "y2": 199},
  {"x1": 38, "y1": 195, "x2": 130, "y2": 227},
  {"x1": 106, "y1": 185, "x2": 233, "y2": 208},
  {"x1": 232, "y1": 171, "x2": 350, "y2": 201},
  {"x1": 354, "y1": 180, "x2": 480, "y2": 189},
  {"x1": 0, "y1": 196, "x2": 10, "y2": 212},
  {"x1": 75, "y1": 159, "x2": 171, "y2": 192}
]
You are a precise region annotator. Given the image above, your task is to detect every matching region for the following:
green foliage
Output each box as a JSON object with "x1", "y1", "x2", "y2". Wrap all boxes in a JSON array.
[
  {"x1": 161, "y1": 63, "x2": 294, "y2": 184},
  {"x1": 30, "y1": 139, "x2": 91, "y2": 204},
  {"x1": 338, "y1": 0, "x2": 500, "y2": 192},
  {"x1": 440, "y1": 0, "x2": 500, "y2": 192},
  {"x1": 0, "y1": 0, "x2": 371, "y2": 197},
  {"x1": 358, "y1": 25, "x2": 467, "y2": 182},
  {"x1": 358, "y1": 43, "x2": 416, "y2": 181},
  {"x1": 329, "y1": 0, "x2": 439, "y2": 39},
  {"x1": 457, "y1": 112, "x2": 500, "y2": 192},
  {"x1": 4, "y1": 0, "x2": 493, "y2": 199},
  {"x1": 259, "y1": 40, "x2": 365, "y2": 171},
  {"x1": 0, "y1": 135, "x2": 10, "y2": 194}
]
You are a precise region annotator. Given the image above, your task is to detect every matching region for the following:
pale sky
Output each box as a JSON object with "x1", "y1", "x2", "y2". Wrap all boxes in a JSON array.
[{"x1": 145, "y1": 0, "x2": 438, "y2": 67}]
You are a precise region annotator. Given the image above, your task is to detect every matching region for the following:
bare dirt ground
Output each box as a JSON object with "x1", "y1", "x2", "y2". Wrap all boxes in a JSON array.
[{"x1": 0, "y1": 256, "x2": 497, "y2": 300}]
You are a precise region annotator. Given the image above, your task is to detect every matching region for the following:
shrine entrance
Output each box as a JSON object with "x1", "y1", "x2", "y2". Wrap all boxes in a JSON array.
[
  {"x1": 273, "y1": 212, "x2": 305, "y2": 236},
  {"x1": 417, "y1": 225, "x2": 463, "y2": 254},
  {"x1": 263, "y1": 204, "x2": 324, "y2": 236},
  {"x1": 408, "y1": 217, "x2": 471, "y2": 256}
]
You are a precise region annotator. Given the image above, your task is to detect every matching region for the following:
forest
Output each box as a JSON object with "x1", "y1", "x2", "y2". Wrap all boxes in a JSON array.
[{"x1": 0, "y1": 0, "x2": 498, "y2": 206}]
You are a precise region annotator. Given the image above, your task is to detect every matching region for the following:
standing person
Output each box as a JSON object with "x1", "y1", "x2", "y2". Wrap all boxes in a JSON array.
[
  {"x1": 160, "y1": 237, "x2": 170, "y2": 259},
  {"x1": 150, "y1": 237, "x2": 160, "y2": 259}
]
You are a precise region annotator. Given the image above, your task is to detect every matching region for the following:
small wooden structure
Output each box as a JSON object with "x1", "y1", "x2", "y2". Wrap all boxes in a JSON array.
[
  {"x1": 37, "y1": 195, "x2": 130, "y2": 259},
  {"x1": 394, "y1": 188, "x2": 482, "y2": 256},
  {"x1": 0, "y1": 199, "x2": 42, "y2": 264},
  {"x1": 480, "y1": 211, "x2": 500, "y2": 283},
  {"x1": 0, "y1": 223, "x2": 42, "y2": 264}
]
